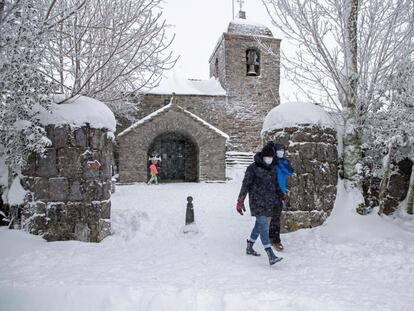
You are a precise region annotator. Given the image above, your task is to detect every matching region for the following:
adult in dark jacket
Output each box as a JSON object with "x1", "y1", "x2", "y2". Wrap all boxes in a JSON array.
[
  {"x1": 236, "y1": 144, "x2": 287, "y2": 265},
  {"x1": 269, "y1": 143, "x2": 293, "y2": 251}
]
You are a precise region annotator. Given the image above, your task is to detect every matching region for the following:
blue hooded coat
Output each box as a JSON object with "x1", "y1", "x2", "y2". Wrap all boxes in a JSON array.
[{"x1": 275, "y1": 158, "x2": 293, "y2": 193}]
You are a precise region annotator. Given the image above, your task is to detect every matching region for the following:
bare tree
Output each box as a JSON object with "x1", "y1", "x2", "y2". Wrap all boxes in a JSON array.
[
  {"x1": 262, "y1": 0, "x2": 414, "y2": 185},
  {"x1": 41, "y1": 0, "x2": 177, "y2": 107}
]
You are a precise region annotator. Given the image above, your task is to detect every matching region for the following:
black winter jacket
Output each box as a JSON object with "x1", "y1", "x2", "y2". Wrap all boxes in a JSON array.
[{"x1": 238, "y1": 152, "x2": 284, "y2": 217}]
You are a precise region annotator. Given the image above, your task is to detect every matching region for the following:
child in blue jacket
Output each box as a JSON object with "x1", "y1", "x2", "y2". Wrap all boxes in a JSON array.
[{"x1": 270, "y1": 143, "x2": 293, "y2": 251}]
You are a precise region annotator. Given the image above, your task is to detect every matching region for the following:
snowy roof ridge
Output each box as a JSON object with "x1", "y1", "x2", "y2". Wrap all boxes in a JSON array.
[
  {"x1": 145, "y1": 75, "x2": 226, "y2": 96},
  {"x1": 180, "y1": 108, "x2": 229, "y2": 139},
  {"x1": 227, "y1": 19, "x2": 273, "y2": 37},
  {"x1": 117, "y1": 101, "x2": 229, "y2": 140},
  {"x1": 118, "y1": 103, "x2": 172, "y2": 137}
]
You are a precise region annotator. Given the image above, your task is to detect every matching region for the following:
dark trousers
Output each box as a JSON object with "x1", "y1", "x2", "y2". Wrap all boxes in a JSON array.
[{"x1": 269, "y1": 201, "x2": 282, "y2": 244}]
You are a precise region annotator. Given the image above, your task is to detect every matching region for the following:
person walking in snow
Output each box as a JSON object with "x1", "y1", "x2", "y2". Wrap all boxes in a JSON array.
[
  {"x1": 147, "y1": 159, "x2": 159, "y2": 185},
  {"x1": 236, "y1": 144, "x2": 287, "y2": 265},
  {"x1": 269, "y1": 143, "x2": 293, "y2": 251}
]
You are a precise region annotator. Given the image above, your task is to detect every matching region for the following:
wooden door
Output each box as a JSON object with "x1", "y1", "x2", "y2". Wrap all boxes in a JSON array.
[{"x1": 158, "y1": 138, "x2": 185, "y2": 181}]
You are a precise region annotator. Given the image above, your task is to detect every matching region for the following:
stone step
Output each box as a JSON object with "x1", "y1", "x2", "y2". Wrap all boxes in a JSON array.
[{"x1": 225, "y1": 151, "x2": 254, "y2": 167}]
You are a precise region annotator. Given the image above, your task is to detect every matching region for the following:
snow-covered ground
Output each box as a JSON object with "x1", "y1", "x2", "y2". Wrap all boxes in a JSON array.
[{"x1": 1, "y1": 167, "x2": 414, "y2": 311}]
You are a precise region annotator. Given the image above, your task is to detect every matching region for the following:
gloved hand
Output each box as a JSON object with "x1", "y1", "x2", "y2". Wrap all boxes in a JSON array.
[
  {"x1": 236, "y1": 198, "x2": 246, "y2": 215},
  {"x1": 279, "y1": 194, "x2": 288, "y2": 201}
]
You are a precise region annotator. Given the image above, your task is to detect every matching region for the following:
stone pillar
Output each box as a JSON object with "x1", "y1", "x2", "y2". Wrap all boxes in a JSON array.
[
  {"x1": 18, "y1": 124, "x2": 114, "y2": 242},
  {"x1": 263, "y1": 125, "x2": 338, "y2": 232}
]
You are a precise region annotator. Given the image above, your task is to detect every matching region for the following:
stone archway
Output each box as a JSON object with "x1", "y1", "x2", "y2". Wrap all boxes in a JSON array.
[{"x1": 147, "y1": 131, "x2": 199, "y2": 182}]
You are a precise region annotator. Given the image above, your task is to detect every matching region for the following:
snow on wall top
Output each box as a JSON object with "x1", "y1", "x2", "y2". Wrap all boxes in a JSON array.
[
  {"x1": 37, "y1": 95, "x2": 116, "y2": 132},
  {"x1": 227, "y1": 19, "x2": 273, "y2": 37},
  {"x1": 146, "y1": 73, "x2": 226, "y2": 96},
  {"x1": 262, "y1": 102, "x2": 335, "y2": 133}
]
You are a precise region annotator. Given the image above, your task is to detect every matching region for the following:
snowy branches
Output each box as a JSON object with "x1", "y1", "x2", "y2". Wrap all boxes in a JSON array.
[
  {"x1": 262, "y1": 0, "x2": 414, "y2": 183},
  {"x1": 263, "y1": 0, "x2": 413, "y2": 114},
  {"x1": 0, "y1": 0, "x2": 176, "y2": 172},
  {"x1": 41, "y1": 0, "x2": 177, "y2": 106},
  {"x1": 0, "y1": 0, "x2": 53, "y2": 172}
]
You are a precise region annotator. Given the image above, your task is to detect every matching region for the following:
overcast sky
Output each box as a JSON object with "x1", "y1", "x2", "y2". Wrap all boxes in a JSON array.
[{"x1": 161, "y1": 0, "x2": 302, "y2": 102}]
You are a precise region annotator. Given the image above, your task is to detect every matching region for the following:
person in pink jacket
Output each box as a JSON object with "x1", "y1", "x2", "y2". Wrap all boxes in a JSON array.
[{"x1": 147, "y1": 160, "x2": 159, "y2": 185}]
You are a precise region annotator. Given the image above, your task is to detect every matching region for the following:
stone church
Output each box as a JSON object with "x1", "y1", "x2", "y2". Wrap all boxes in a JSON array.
[{"x1": 118, "y1": 15, "x2": 281, "y2": 183}]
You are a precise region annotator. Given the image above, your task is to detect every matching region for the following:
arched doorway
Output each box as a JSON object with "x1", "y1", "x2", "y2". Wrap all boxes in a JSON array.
[{"x1": 147, "y1": 132, "x2": 199, "y2": 182}]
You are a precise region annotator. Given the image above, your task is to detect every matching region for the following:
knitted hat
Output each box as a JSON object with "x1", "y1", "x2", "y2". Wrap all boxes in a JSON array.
[
  {"x1": 275, "y1": 143, "x2": 285, "y2": 150},
  {"x1": 261, "y1": 144, "x2": 275, "y2": 157}
]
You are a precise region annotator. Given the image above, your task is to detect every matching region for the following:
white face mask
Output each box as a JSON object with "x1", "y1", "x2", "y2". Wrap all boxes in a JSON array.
[
  {"x1": 263, "y1": 157, "x2": 273, "y2": 165},
  {"x1": 276, "y1": 150, "x2": 284, "y2": 158}
]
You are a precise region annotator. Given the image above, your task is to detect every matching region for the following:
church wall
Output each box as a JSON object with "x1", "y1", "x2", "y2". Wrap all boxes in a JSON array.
[
  {"x1": 121, "y1": 94, "x2": 228, "y2": 134},
  {"x1": 118, "y1": 107, "x2": 227, "y2": 183},
  {"x1": 209, "y1": 37, "x2": 227, "y2": 88}
]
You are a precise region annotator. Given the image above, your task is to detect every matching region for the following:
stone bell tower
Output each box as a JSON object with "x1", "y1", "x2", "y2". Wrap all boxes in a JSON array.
[{"x1": 208, "y1": 12, "x2": 281, "y2": 152}]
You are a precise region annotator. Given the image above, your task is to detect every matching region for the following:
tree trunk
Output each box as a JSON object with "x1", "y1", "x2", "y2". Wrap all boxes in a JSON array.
[
  {"x1": 378, "y1": 141, "x2": 394, "y2": 215},
  {"x1": 406, "y1": 163, "x2": 414, "y2": 215},
  {"x1": 58, "y1": 12, "x2": 64, "y2": 93},
  {"x1": 342, "y1": 0, "x2": 362, "y2": 185}
]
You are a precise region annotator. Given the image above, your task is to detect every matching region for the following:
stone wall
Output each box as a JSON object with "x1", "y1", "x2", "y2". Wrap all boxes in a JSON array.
[
  {"x1": 118, "y1": 104, "x2": 227, "y2": 183},
  {"x1": 263, "y1": 125, "x2": 338, "y2": 232},
  {"x1": 363, "y1": 158, "x2": 413, "y2": 215},
  {"x1": 17, "y1": 124, "x2": 113, "y2": 242}
]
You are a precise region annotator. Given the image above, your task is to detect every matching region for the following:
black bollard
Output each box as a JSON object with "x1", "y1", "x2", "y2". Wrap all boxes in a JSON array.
[{"x1": 185, "y1": 196, "x2": 194, "y2": 225}]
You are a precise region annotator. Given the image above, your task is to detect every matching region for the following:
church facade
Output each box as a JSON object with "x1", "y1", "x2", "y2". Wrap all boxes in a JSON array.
[{"x1": 118, "y1": 17, "x2": 281, "y2": 183}]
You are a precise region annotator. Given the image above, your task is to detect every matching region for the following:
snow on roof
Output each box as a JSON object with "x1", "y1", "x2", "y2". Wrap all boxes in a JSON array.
[
  {"x1": 262, "y1": 101, "x2": 335, "y2": 133},
  {"x1": 118, "y1": 102, "x2": 229, "y2": 140},
  {"x1": 146, "y1": 73, "x2": 226, "y2": 96},
  {"x1": 37, "y1": 95, "x2": 116, "y2": 132},
  {"x1": 182, "y1": 109, "x2": 229, "y2": 139},
  {"x1": 227, "y1": 19, "x2": 273, "y2": 37},
  {"x1": 118, "y1": 103, "x2": 172, "y2": 137}
]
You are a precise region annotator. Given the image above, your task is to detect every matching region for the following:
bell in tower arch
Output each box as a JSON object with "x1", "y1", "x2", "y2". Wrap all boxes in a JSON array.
[{"x1": 246, "y1": 49, "x2": 260, "y2": 76}]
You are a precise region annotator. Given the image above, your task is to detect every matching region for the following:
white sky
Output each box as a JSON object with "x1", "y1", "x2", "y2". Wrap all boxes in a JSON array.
[{"x1": 161, "y1": 0, "x2": 305, "y2": 102}]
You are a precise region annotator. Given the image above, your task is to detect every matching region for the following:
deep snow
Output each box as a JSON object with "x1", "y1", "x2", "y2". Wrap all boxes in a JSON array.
[{"x1": 0, "y1": 167, "x2": 413, "y2": 311}]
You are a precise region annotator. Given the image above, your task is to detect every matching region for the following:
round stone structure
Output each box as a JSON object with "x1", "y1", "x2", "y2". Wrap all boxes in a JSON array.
[
  {"x1": 262, "y1": 102, "x2": 339, "y2": 232},
  {"x1": 10, "y1": 96, "x2": 116, "y2": 242}
]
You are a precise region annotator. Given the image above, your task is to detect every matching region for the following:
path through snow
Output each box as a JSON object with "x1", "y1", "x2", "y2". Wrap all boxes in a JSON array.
[{"x1": 1, "y1": 168, "x2": 413, "y2": 311}]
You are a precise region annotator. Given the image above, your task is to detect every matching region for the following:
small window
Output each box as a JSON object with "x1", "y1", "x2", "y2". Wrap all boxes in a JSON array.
[
  {"x1": 246, "y1": 48, "x2": 260, "y2": 76},
  {"x1": 215, "y1": 58, "x2": 219, "y2": 77}
]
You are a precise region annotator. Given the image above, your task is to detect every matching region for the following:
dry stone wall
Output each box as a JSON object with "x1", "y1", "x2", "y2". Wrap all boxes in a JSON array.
[
  {"x1": 263, "y1": 125, "x2": 338, "y2": 232},
  {"x1": 18, "y1": 124, "x2": 113, "y2": 242}
]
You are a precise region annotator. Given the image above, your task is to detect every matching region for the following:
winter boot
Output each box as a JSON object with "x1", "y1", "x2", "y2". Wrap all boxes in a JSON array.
[
  {"x1": 265, "y1": 247, "x2": 283, "y2": 265},
  {"x1": 246, "y1": 240, "x2": 260, "y2": 256},
  {"x1": 271, "y1": 242, "x2": 284, "y2": 252}
]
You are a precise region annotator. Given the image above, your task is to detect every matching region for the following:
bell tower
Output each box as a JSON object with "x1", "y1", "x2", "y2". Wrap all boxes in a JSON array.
[{"x1": 208, "y1": 13, "x2": 281, "y2": 151}]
